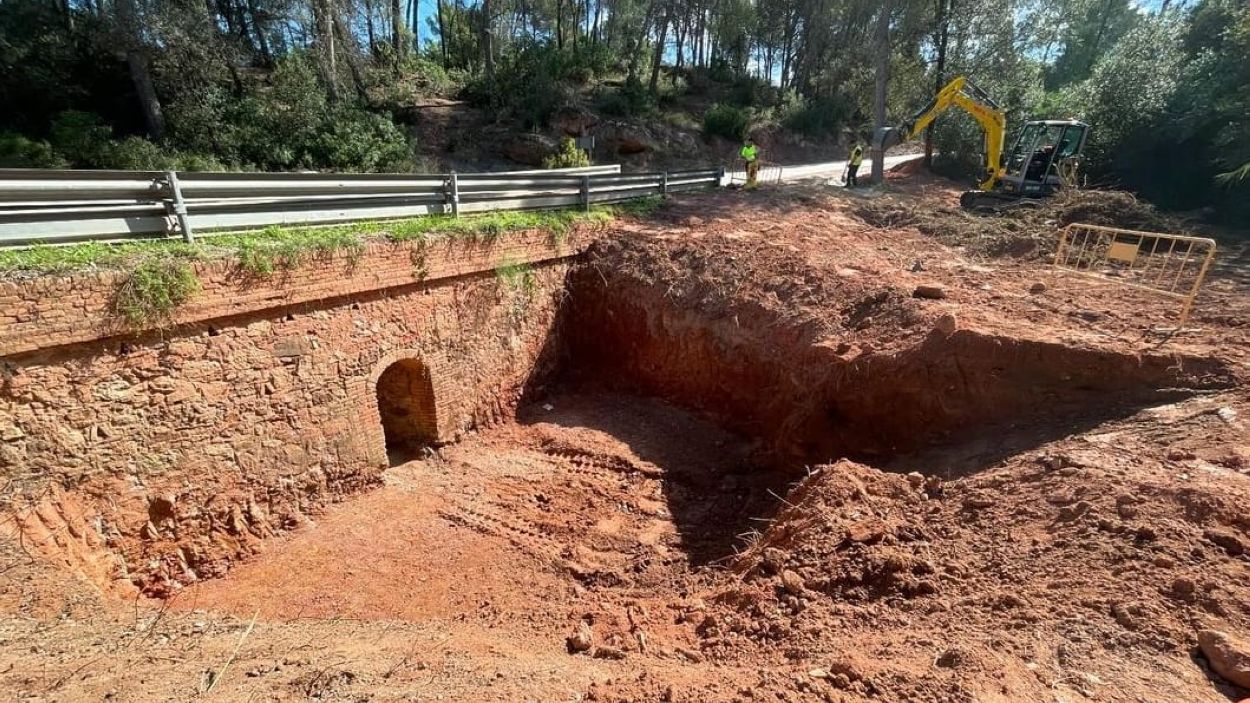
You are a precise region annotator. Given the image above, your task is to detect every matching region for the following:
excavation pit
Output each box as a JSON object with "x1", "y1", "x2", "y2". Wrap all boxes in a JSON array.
[
  {"x1": 170, "y1": 231, "x2": 1231, "y2": 618},
  {"x1": 3, "y1": 200, "x2": 1246, "y2": 703}
]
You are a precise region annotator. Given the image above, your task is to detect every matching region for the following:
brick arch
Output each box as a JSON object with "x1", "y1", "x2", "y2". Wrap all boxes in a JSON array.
[{"x1": 365, "y1": 349, "x2": 445, "y2": 465}]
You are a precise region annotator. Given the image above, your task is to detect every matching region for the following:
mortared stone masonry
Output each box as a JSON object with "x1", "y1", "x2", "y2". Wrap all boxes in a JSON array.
[{"x1": 0, "y1": 228, "x2": 586, "y2": 595}]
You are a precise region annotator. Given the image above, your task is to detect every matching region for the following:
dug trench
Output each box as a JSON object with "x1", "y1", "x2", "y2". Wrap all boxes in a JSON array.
[
  {"x1": 182, "y1": 229, "x2": 1241, "y2": 700},
  {"x1": 6, "y1": 213, "x2": 1249, "y2": 702},
  {"x1": 536, "y1": 234, "x2": 1249, "y2": 703},
  {"x1": 563, "y1": 237, "x2": 1228, "y2": 471}
]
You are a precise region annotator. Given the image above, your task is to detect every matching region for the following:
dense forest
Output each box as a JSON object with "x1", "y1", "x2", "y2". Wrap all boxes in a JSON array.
[{"x1": 0, "y1": 0, "x2": 1246, "y2": 218}]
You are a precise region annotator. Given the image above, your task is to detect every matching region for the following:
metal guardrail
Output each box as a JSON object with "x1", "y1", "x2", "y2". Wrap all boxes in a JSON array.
[{"x1": 0, "y1": 164, "x2": 722, "y2": 246}]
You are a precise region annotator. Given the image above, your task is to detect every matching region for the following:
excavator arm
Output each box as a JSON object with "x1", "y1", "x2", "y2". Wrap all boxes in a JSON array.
[{"x1": 877, "y1": 76, "x2": 1007, "y2": 191}]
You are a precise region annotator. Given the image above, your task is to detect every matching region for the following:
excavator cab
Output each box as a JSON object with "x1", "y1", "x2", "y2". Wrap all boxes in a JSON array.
[{"x1": 998, "y1": 120, "x2": 1089, "y2": 197}]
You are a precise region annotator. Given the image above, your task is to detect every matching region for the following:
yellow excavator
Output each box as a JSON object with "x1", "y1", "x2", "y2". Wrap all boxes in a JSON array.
[{"x1": 876, "y1": 76, "x2": 1090, "y2": 209}]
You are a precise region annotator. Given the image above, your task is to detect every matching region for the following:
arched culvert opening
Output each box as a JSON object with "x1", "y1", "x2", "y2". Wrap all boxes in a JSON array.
[{"x1": 375, "y1": 357, "x2": 438, "y2": 465}]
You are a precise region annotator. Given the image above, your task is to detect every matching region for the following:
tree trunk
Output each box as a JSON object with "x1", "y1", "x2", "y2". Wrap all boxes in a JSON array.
[
  {"x1": 312, "y1": 0, "x2": 340, "y2": 102},
  {"x1": 694, "y1": 1, "x2": 703, "y2": 66},
  {"x1": 482, "y1": 0, "x2": 496, "y2": 86},
  {"x1": 649, "y1": 7, "x2": 670, "y2": 94},
  {"x1": 1087, "y1": 0, "x2": 1116, "y2": 75},
  {"x1": 332, "y1": 7, "x2": 369, "y2": 99},
  {"x1": 115, "y1": 0, "x2": 166, "y2": 139},
  {"x1": 436, "y1": 0, "x2": 448, "y2": 67},
  {"x1": 392, "y1": 0, "x2": 405, "y2": 72},
  {"x1": 627, "y1": 1, "x2": 657, "y2": 83},
  {"x1": 924, "y1": 0, "x2": 949, "y2": 167},
  {"x1": 556, "y1": 0, "x2": 564, "y2": 49},
  {"x1": 870, "y1": 0, "x2": 891, "y2": 184},
  {"x1": 780, "y1": 4, "x2": 794, "y2": 90},
  {"x1": 410, "y1": 0, "x2": 419, "y2": 51},
  {"x1": 126, "y1": 53, "x2": 165, "y2": 139},
  {"x1": 245, "y1": 0, "x2": 274, "y2": 65},
  {"x1": 674, "y1": 21, "x2": 686, "y2": 75},
  {"x1": 365, "y1": 0, "x2": 378, "y2": 56}
]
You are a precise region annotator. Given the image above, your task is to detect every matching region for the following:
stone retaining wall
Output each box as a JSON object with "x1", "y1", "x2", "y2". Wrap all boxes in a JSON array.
[{"x1": 0, "y1": 228, "x2": 586, "y2": 595}]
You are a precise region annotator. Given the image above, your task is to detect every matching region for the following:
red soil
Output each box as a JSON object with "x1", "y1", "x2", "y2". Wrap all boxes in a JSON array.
[{"x1": 3, "y1": 176, "x2": 1249, "y2": 703}]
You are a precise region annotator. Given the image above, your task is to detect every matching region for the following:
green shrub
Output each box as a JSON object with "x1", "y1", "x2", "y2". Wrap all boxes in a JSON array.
[
  {"x1": 113, "y1": 257, "x2": 201, "y2": 326},
  {"x1": 597, "y1": 78, "x2": 655, "y2": 118},
  {"x1": 703, "y1": 103, "x2": 751, "y2": 141},
  {"x1": 49, "y1": 110, "x2": 114, "y2": 167},
  {"x1": 410, "y1": 55, "x2": 462, "y2": 95},
  {"x1": 107, "y1": 136, "x2": 176, "y2": 170},
  {"x1": 543, "y1": 137, "x2": 591, "y2": 169},
  {"x1": 223, "y1": 225, "x2": 367, "y2": 278},
  {"x1": 0, "y1": 132, "x2": 68, "y2": 168},
  {"x1": 368, "y1": 55, "x2": 464, "y2": 110},
  {"x1": 465, "y1": 41, "x2": 605, "y2": 128},
  {"x1": 781, "y1": 95, "x2": 853, "y2": 138},
  {"x1": 707, "y1": 57, "x2": 735, "y2": 83},
  {"x1": 174, "y1": 152, "x2": 228, "y2": 172},
  {"x1": 313, "y1": 107, "x2": 413, "y2": 172},
  {"x1": 165, "y1": 53, "x2": 413, "y2": 172},
  {"x1": 728, "y1": 75, "x2": 771, "y2": 107},
  {"x1": 166, "y1": 86, "x2": 247, "y2": 164}
]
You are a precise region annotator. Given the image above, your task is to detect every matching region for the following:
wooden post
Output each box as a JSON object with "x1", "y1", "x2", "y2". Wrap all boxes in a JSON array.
[
  {"x1": 661, "y1": 172, "x2": 669, "y2": 196},
  {"x1": 580, "y1": 175, "x2": 590, "y2": 212}
]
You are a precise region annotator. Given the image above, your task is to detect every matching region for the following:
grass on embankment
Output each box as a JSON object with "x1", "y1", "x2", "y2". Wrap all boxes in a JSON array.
[
  {"x1": 0, "y1": 200, "x2": 661, "y2": 278},
  {"x1": 0, "y1": 198, "x2": 663, "y2": 326}
]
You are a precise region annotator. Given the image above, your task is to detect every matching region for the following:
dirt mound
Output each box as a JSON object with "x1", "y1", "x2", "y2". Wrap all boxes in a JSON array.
[
  {"x1": 851, "y1": 188, "x2": 1191, "y2": 259},
  {"x1": 691, "y1": 397, "x2": 1250, "y2": 701},
  {"x1": 581, "y1": 231, "x2": 926, "y2": 349},
  {"x1": 732, "y1": 461, "x2": 938, "y2": 604},
  {"x1": 888, "y1": 157, "x2": 925, "y2": 176}
]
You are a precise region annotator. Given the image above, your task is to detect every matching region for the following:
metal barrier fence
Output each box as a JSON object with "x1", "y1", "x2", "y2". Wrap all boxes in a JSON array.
[
  {"x1": 726, "y1": 161, "x2": 784, "y2": 187},
  {"x1": 1053, "y1": 223, "x2": 1218, "y2": 323},
  {"x1": 0, "y1": 164, "x2": 722, "y2": 246}
]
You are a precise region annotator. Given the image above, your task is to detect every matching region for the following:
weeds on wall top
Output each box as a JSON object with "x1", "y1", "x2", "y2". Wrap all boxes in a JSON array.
[
  {"x1": 3, "y1": 200, "x2": 666, "y2": 325},
  {"x1": 495, "y1": 258, "x2": 537, "y2": 295},
  {"x1": 0, "y1": 204, "x2": 650, "y2": 278},
  {"x1": 221, "y1": 226, "x2": 367, "y2": 278},
  {"x1": 112, "y1": 256, "x2": 201, "y2": 327},
  {"x1": 383, "y1": 207, "x2": 614, "y2": 246}
]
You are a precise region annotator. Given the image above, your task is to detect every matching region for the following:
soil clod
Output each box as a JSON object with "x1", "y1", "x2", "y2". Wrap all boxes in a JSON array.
[
  {"x1": 1199, "y1": 629, "x2": 1250, "y2": 689},
  {"x1": 912, "y1": 284, "x2": 948, "y2": 299}
]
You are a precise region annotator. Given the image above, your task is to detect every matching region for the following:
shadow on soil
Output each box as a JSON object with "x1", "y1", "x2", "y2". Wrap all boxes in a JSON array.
[{"x1": 516, "y1": 390, "x2": 795, "y2": 567}]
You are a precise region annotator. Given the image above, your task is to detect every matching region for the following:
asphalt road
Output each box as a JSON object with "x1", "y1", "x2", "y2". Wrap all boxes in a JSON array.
[{"x1": 725, "y1": 153, "x2": 924, "y2": 186}]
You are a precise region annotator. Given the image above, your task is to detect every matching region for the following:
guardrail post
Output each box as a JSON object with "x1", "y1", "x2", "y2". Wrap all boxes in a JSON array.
[
  {"x1": 717, "y1": 165, "x2": 726, "y2": 187},
  {"x1": 162, "y1": 171, "x2": 194, "y2": 243},
  {"x1": 580, "y1": 175, "x2": 590, "y2": 212},
  {"x1": 661, "y1": 172, "x2": 669, "y2": 197},
  {"x1": 447, "y1": 170, "x2": 460, "y2": 218}
]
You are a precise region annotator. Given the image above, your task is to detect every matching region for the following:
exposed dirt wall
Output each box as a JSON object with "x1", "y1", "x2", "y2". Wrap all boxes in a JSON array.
[{"x1": 564, "y1": 238, "x2": 1234, "y2": 467}]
